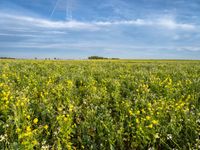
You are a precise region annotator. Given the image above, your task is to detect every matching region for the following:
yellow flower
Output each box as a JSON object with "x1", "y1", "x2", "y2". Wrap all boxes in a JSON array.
[
  {"x1": 154, "y1": 133, "x2": 159, "y2": 139},
  {"x1": 152, "y1": 120, "x2": 159, "y2": 125},
  {"x1": 2, "y1": 74, "x2": 6, "y2": 78},
  {"x1": 32, "y1": 140, "x2": 38, "y2": 145},
  {"x1": 129, "y1": 110, "x2": 133, "y2": 116},
  {"x1": 69, "y1": 104, "x2": 74, "y2": 112},
  {"x1": 67, "y1": 80, "x2": 73, "y2": 87},
  {"x1": 168, "y1": 78, "x2": 172, "y2": 85},
  {"x1": 44, "y1": 125, "x2": 48, "y2": 130},
  {"x1": 16, "y1": 128, "x2": 21, "y2": 133},
  {"x1": 58, "y1": 107, "x2": 63, "y2": 112},
  {"x1": 33, "y1": 118, "x2": 38, "y2": 124},
  {"x1": 141, "y1": 109, "x2": 145, "y2": 113},
  {"x1": 148, "y1": 124, "x2": 153, "y2": 128},
  {"x1": 26, "y1": 115, "x2": 30, "y2": 120},
  {"x1": 21, "y1": 102, "x2": 24, "y2": 106},
  {"x1": 136, "y1": 110, "x2": 140, "y2": 115},
  {"x1": 64, "y1": 117, "x2": 68, "y2": 122},
  {"x1": 26, "y1": 126, "x2": 31, "y2": 132},
  {"x1": 187, "y1": 94, "x2": 191, "y2": 99},
  {"x1": 146, "y1": 116, "x2": 151, "y2": 120},
  {"x1": 147, "y1": 103, "x2": 151, "y2": 108},
  {"x1": 136, "y1": 118, "x2": 139, "y2": 124},
  {"x1": 184, "y1": 108, "x2": 189, "y2": 112}
]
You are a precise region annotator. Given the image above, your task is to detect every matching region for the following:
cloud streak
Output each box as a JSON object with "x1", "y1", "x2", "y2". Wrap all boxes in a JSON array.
[
  {"x1": 1, "y1": 39, "x2": 200, "y2": 52},
  {"x1": 0, "y1": 13, "x2": 197, "y2": 31}
]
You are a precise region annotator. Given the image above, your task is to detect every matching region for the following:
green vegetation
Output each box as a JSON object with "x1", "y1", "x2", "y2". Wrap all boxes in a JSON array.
[
  {"x1": 88, "y1": 56, "x2": 119, "y2": 60},
  {"x1": 0, "y1": 57, "x2": 15, "y2": 59},
  {"x1": 0, "y1": 59, "x2": 200, "y2": 149}
]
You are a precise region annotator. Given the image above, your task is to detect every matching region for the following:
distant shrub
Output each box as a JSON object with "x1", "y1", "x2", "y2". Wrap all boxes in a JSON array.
[
  {"x1": 88, "y1": 56, "x2": 119, "y2": 60},
  {"x1": 0, "y1": 57, "x2": 15, "y2": 59}
]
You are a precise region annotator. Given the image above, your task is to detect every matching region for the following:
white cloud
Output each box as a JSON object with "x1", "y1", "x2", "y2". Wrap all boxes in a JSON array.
[
  {"x1": 95, "y1": 18, "x2": 196, "y2": 31},
  {"x1": 0, "y1": 13, "x2": 98, "y2": 30},
  {"x1": 0, "y1": 33, "x2": 38, "y2": 37},
  {"x1": 2, "y1": 39, "x2": 200, "y2": 52},
  {"x1": 94, "y1": 19, "x2": 149, "y2": 26},
  {"x1": 0, "y1": 13, "x2": 197, "y2": 31},
  {"x1": 158, "y1": 18, "x2": 196, "y2": 30},
  {"x1": 176, "y1": 46, "x2": 200, "y2": 52}
]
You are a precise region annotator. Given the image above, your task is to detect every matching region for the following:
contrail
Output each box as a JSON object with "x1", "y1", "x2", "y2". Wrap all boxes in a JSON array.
[
  {"x1": 66, "y1": 0, "x2": 73, "y2": 20},
  {"x1": 50, "y1": 0, "x2": 60, "y2": 18},
  {"x1": 66, "y1": 0, "x2": 68, "y2": 20}
]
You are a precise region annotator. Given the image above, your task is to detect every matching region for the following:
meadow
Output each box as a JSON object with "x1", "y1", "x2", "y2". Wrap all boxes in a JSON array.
[{"x1": 0, "y1": 59, "x2": 200, "y2": 149}]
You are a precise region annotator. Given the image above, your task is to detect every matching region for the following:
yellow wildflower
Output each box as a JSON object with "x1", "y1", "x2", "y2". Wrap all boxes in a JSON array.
[
  {"x1": 152, "y1": 120, "x2": 159, "y2": 125},
  {"x1": 147, "y1": 103, "x2": 151, "y2": 108},
  {"x1": 129, "y1": 110, "x2": 133, "y2": 116},
  {"x1": 64, "y1": 117, "x2": 68, "y2": 122},
  {"x1": 26, "y1": 115, "x2": 30, "y2": 120},
  {"x1": 32, "y1": 140, "x2": 38, "y2": 145},
  {"x1": 148, "y1": 124, "x2": 153, "y2": 128},
  {"x1": 136, "y1": 118, "x2": 139, "y2": 124},
  {"x1": 69, "y1": 104, "x2": 74, "y2": 112},
  {"x1": 146, "y1": 116, "x2": 151, "y2": 120},
  {"x1": 33, "y1": 118, "x2": 38, "y2": 124},
  {"x1": 154, "y1": 133, "x2": 159, "y2": 139},
  {"x1": 44, "y1": 125, "x2": 48, "y2": 130},
  {"x1": 67, "y1": 80, "x2": 73, "y2": 87},
  {"x1": 26, "y1": 126, "x2": 31, "y2": 132},
  {"x1": 58, "y1": 107, "x2": 63, "y2": 112},
  {"x1": 21, "y1": 102, "x2": 24, "y2": 106},
  {"x1": 16, "y1": 128, "x2": 21, "y2": 133},
  {"x1": 136, "y1": 110, "x2": 140, "y2": 115}
]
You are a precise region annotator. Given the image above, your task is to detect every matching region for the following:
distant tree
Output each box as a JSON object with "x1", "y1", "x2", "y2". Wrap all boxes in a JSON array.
[
  {"x1": 88, "y1": 56, "x2": 119, "y2": 60},
  {"x1": 0, "y1": 57, "x2": 15, "y2": 59},
  {"x1": 111, "y1": 58, "x2": 120, "y2": 60},
  {"x1": 88, "y1": 56, "x2": 106, "y2": 59}
]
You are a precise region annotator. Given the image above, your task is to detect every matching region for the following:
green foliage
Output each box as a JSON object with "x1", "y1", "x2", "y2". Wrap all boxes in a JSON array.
[
  {"x1": 88, "y1": 56, "x2": 108, "y2": 59},
  {"x1": 0, "y1": 60, "x2": 200, "y2": 149},
  {"x1": 88, "y1": 56, "x2": 119, "y2": 60}
]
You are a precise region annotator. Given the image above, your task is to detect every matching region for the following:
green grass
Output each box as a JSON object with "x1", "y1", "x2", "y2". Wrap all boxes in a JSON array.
[{"x1": 0, "y1": 59, "x2": 200, "y2": 149}]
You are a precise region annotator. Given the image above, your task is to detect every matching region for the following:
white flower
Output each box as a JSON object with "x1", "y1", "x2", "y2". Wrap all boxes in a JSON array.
[
  {"x1": 148, "y1": 147, "x2": 155, "y2": 150},
  {"x1": 167, "y1": 134, "x2": 172, "y2": 140},
  {"x1": 41, "y1": 145, "x2": 50, "y2": 150},
  {"x1": 0, "y1": 135, "x2": 6, "y2": 142},
  {"x1": 196, "y1": 119, "x2": 200, "y2": 123},
  {"x1": 154, "y1": 133, "x2": 160, "y2": 139}
]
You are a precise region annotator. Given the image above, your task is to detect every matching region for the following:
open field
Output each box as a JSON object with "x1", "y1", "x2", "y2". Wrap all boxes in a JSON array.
[{"x1": 0, "y1": 60, "x2": 200, "y2": 149}]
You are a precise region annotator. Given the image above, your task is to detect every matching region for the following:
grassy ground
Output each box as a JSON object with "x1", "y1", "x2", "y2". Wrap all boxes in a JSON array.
[{"x1": 0, "y1": 59, "x2": 200, "y2": 149}]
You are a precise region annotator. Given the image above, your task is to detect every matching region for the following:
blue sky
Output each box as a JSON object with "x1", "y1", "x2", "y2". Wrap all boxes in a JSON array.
[{"x1": 0, "y1": 0, "x2": 200, "y2": 59}]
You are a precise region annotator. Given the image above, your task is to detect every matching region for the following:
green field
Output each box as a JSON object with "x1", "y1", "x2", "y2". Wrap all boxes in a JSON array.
[{"x1": 0, "y1": 60, "x2": 200, "y2": 149}]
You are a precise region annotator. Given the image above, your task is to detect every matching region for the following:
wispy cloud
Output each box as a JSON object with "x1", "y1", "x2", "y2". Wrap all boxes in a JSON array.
[
  {"x1": 95, "y1": 18, "x2": 196, "y2": 31},
  {"x1": 157, "y1": 18, "x2": 196, "y2": 30},
  {"x1": 0, "y1": 13, "x2": 197, "y2": 31},
  {"x1": 176, "y1": 46, "x2": 200, "y2": 52},
  {"x1": 0, "y1": 13, "x2": 98, "y2": 30},
  {"x1": 2, "y1": 39, "x2": 200, "y2": 52}
]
